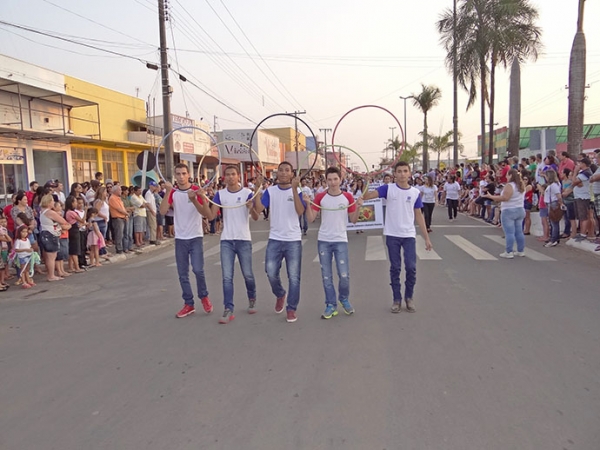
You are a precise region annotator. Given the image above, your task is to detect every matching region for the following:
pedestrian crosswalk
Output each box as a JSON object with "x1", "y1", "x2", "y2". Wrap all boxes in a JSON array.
[{"x1": 133, "y1": 232, "x2": 557, "y2": 270}]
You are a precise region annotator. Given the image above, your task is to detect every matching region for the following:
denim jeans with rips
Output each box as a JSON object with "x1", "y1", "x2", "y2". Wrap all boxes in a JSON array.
[
  {"x1": 317, "y1": 241, "x2": 350, "y2": 306},
  {"x1": 220, "y1": 240, "x2": 256, "y2": 311}
]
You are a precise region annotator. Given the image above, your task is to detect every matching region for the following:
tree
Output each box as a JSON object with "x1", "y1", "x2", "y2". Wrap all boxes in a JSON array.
[
  {"x1": 567, "y1": 0, "x2": 586, "y2": 159},
  {"x1": 438, "y1": 0, "x2": 542, "y2": 163},
  {"x1": 411, "y1": 84, "x2": 442, "y2": 172},
  {"x1": 399, "y1": 142, "x2": 421, "y2": 172}
]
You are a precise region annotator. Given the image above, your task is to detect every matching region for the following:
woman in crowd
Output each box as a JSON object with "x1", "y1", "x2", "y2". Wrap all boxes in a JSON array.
[
  {"x1": 542, "y1": 169, "x2": 564, "y2": 248},
  {"x1": 421, "y1": 176, "x2": 437, "y2": 233},
  {"x1": 92, "y1": 186, "x2": 111, "y2": 259},
  {"x1": 523, "y1": 174, "x2": 534, "y2": 235},
  {"x1": 39, "y1": 194, "x2": 70, "y2": 281},
  {"x1": 64, "y1": 195, "x2": 85, "y2": 273},
  {"x1": 561, "y1": 168, "x2": 576, "y2": 239},
  {"x1": 485, "y1": 169, "x2": 526, "y2": 259},
  {"x1": 69, "y1": 182, "x2": 87, "y2": 205},
  {"x1": 535, "y1": 175, "x2": 550, "y2": 243},
  {"x1": 444, "y1": 174, "x2": 461, "y2": 221}
]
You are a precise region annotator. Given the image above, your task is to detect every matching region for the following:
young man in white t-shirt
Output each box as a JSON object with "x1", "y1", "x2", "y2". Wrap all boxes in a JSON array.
[
  {"x1": 210, "y1": 166, "x2": 261, "y2": 324},
  {"x1": 363, "y1": 161, "x2": 432, "y2": 313},
  {"x1": 160, "y1": 163, "x2": 214, "y2": 319},
  {"x1": 255, "y1": 161, "x2": 306, "y2": 323},
  {"x1": 304, "y1": 167, "x2": 362, "y2": 319}
]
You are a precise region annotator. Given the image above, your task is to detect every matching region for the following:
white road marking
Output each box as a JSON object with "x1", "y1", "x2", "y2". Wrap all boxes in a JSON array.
[
  {"x1": 445, "y1": 235, "x2": 498, "y2": 260},
  {"x1": 365, "y1": 236, "x2": 387, "y2": 261},
  {"x1": 484, "y1": 235, "x2": 556, "y2": 261},
  {"x1": 126, "y1": 249, "x2": 174, "y2": 268},
  {"x1": 215, "y1": 240, "x2": 268, "y2": 265},
  {"x1": 416, "y1": 235, "x2": 442, "y2": 260}
]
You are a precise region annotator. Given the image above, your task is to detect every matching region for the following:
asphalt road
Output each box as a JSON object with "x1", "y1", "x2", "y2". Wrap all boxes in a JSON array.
[{"x1": 1, "y1": 208, "x2": 599, "y2": 450}]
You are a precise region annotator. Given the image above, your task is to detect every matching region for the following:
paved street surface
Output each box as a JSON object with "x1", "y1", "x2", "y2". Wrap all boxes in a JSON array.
[{"x1": 1, "y1": 209, "x2": 599, "y2": 450}]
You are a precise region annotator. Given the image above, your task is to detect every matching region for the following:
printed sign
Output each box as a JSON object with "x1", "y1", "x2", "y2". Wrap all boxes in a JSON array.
[
  {"x1": 346, "y1": 198, "x2": 384, "y2": 230},
  {"x1": 0, "y1": 148, "x2": 25, "y2": 164}
]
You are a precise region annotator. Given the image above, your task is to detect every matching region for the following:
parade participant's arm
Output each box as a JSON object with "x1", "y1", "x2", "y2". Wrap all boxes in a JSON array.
[
  {"x1": 210, "y1": 191, "x2": 221, "y2": 219},
  {"x1": 249, "y1": 177, "x2": 263, "y2": 220},
  {"x1": 188, "y1": 188, "x2": 214, "y2": 220},
  {"x1": 291, "y1": 177, "x2": 305, "y2": 216},
  {"x1": 304, "y1": 193, "x2": 318, "y2": 223},
  {"x1": 348, "y1": 196, "x2": 362, "y2": 224},
  {"x1": 363, "y1": 183, "x2": 389, "y2": 201},
  {"x1": 159, "y1": 182, "x2": 173, "y2": 216},
  {"x1": 415, "y1": 209, "x2": 432, "y2": 250}
]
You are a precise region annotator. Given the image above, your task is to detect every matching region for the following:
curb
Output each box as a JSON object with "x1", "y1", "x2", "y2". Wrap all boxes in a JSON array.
[
  {"x1": 102, "y1": 239, "x2": 175, "y2": 264},
  {"x1": 565, "y1": 238, "x2": 600, "y2": 256}
]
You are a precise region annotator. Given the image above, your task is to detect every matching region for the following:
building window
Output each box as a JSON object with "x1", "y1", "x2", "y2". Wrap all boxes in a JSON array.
[
  {"x1": 33, "y1": 150, "x2": 67, "y2": 188},
  {"x1": 102, "y1": 150, "x2": 125, "y2": 184},
  {"x1": 0, "y1": 148, "x2": 26, "y2": 206},
  {"x1": 72, "y1": 147, "x2": 97, "y2": 183},
  {"x1": 126, "y1": 152, "x2": 138, "y2": 185}
]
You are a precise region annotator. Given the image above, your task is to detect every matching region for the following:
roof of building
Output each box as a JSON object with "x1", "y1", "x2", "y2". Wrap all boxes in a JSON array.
[{"x1": 519, "y1": 124, "x2": 600, "y2": 149}]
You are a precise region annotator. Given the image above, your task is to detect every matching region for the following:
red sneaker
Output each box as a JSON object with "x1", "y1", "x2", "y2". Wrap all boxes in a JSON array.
[
  {"x1": 176, "y1": 304, "x2": 195, "y2": 318},
  {"x1": 201, "y1": 296, "x2": 213, "y2": 313},
  {"x1": 275, "y1": 295, "x2": 286, "y2": 314},
  {"x1": 286, "y1": 310, "x2": 297, "y2": 323}
]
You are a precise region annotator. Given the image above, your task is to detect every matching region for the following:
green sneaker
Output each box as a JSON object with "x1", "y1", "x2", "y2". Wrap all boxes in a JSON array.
[
  {"x1": 339, "y1": 299, "x2": 355, "y2": 315},
  {"x1": 321, "y1": 304, "x2": 338, "y2": 319}
]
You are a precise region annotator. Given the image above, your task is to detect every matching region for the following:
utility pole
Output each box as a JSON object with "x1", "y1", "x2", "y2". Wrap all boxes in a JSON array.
[
  {"x1": 319, "y1": 127, "x2": 331, "y2": 169},
  {"x1": 288, "y1": 110, "x2": 306, "y2": 174},
  {"x1": 158, "y1": 0, "x2": 174, "y2": 180},
  {"x1": 452, "y1": 0, "x2": 459, "y2": 167},
  {"x1": 389, "y1": 126, "x2": 396, "y2": 161},
  {"x1": 213, "y1": 115, "x2": 218, "y2": 132}
]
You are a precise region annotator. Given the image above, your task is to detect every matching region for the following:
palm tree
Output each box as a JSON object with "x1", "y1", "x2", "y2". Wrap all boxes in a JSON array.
[
  {"x1": 567, "y1": 0, "x2": 586, "y2": 159},
  {"x1": 399, "y1": 142, "x2": 421, "y2": 172},
  {"x1": 411, "y1": 84, "x2": 442, "y2": 172},
  {"x1": 438, "y1": 0, "x2": 542, "y2": 163}
]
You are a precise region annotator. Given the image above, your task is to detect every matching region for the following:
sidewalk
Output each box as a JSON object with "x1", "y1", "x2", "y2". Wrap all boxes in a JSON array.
[{"x1": 103, "y1": 238, "x2": 175, "y2": 264}]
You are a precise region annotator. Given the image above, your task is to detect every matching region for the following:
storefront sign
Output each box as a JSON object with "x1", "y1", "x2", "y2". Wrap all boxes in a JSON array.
[
  {"x1": 0, "y1": 148, "x2": 24, "y2": 164},
  {"x1": 217, "y1": 130, "x2": 280, "y2": 164}
]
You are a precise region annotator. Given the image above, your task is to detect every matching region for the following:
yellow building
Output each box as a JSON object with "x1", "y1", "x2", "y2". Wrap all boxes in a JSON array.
[
  {"x1": 266, "y1": 127, "x2": 307, "y2": 155},
  {"x1": 65, "y1": 76, "x2": 157, "y2": 185}
]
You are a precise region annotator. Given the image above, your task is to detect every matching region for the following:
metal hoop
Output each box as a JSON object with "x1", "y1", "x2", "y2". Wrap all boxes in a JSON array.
[
  {"x1": 154, "y1": 126, "x2": 218, "y2": 183},
  {"x1": 330, "y1": 105, "x2": 405, "y2": 177},
  {"x1": 247, "y1": 113, "x2": 319, "y2": 179},
  {"x1": 308, "y1": 144, "x2": 369, "y2": 211},
  {"x1": 198, "y1": 140, "x2": 266, "y2": 209}
]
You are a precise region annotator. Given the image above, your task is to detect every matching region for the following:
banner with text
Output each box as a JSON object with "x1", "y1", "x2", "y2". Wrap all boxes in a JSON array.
[{"x1": 346, "y1": 197, "x2": 384, "y2": 231}]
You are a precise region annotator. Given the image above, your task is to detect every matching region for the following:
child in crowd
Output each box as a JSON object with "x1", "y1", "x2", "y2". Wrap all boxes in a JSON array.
[
  {"x1": 65, "y1": 196, "x2": 85, "y2": 273},
  {"x1": 86, "y1": 208, "x2": 104, "y2": 267},
  {"x1": 76, "y1": 197, "x2": 88, "y2": 268},
  {"x1": 0, "y1": 215, "x2": 10, "y2": 290},
  {"x1": 14, "y1": 225, "x2": 36, "y2": 288}
]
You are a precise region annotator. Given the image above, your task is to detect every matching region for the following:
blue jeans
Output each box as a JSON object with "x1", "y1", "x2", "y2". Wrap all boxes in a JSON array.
[
  {"x1": 317, "y1": 241, "x2": 350, "y2": 306},
  {"x1": 385, "y1": 236, "x2": 417, "y2": 302},
  {"x1": 220, "y1": 240, "x2": 256, "y2": 311},
  {"x1": 299, "y1": 212, "x2": 307, "y2": 233},
  {"x1": 548, "y1": 202, "x2": 561, "y2": 244},
  {"x1": 564, "y1": 202, "x2": 575, "y2": 236},
  {"x1": 175, "y1": 237, "x2": 208, "y2": 306},
  {"x1": 95, "y1": 219, "x2": 107, "y2": 255},
  {"x1": 265, "y1": 239, "x2": 302, "y2": 311},
  {"x1": 501, "y1": 207, "x2": 526, "y2": 253}
]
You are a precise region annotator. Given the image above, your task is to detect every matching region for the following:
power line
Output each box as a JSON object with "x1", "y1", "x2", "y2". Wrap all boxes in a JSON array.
[{"x1": 42, "y1": 0, "x2": 154, "y2": 48}]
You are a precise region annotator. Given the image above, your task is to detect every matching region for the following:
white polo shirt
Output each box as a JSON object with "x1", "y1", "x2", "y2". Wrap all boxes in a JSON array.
[
  {"x1": 261, "y1": 185, "x2": 306, "y2": 241},
  {"x1": 167, "y1": 186, "x2": 205, "y2": 240},
  {"x1": 376, "y1": 184, "x2": 423, "y2": 238},
  {"x1": 213, "y1": 187, "x2": 253, "y2": 241},
  {"x1": 312, "y1": 191, "x2": 356, "y2": 242}
]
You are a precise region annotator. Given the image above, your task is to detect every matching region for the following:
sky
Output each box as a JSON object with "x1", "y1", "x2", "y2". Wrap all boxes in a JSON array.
[{"x1": 1, "y1": 0, "x2": 599, "y2": 169}]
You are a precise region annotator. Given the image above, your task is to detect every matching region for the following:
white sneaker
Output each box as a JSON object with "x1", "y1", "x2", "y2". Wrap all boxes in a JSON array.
[
  {"x1": 515, "y1": 251, "x2": 526, "y2": 257},
  {"x1": 499, "y1": 252, "x2": 514, "y2": 259},
  {"x1": 544, "y1": 241, "x2": 558, "y2": 248}
]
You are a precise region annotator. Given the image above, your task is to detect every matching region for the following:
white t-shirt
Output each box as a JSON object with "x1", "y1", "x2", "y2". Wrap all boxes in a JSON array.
[
  {"x1": 213, "y1": 187, "x2": 253, "y2": 241},
  {"x1": 593, "y1": 167, "x2": 600, "y2": 195},
  {"x1": 167, "y1": 186, "x2": 205, "y2": 240},
  {"x1": 261, "y1": 185, "x2": 306, "y2": 241},
  {"x1": 130, "y1": 194, "x2": 147, "y2": 217},
  {"x1": 444, "y1": 182, "x2": 461, "y2": 200},
  {"x1": 544, "y1": 182, "x2": 562, "y2": 204},
  {"x1": 377, "y1": 184, "x2": 424, "y2": 238},
  {"x1": 479, "y1": 180, "x2": 488, "y2": 196},
  {"x1": 144, "y1": 190, "x2": 157, "y2": 213},
  {"x1": 312, "y1": 191, "x2": 356, "y2": 242},
  {"x1": 421, "y1": 185, "x2": 438, "y2": 203},
  {"x1": 573, "y1": 170, "x2": 591, "y2": 199},
  {"x1": 15, "y1": 238, "x2": 32, "y2": 258}
]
